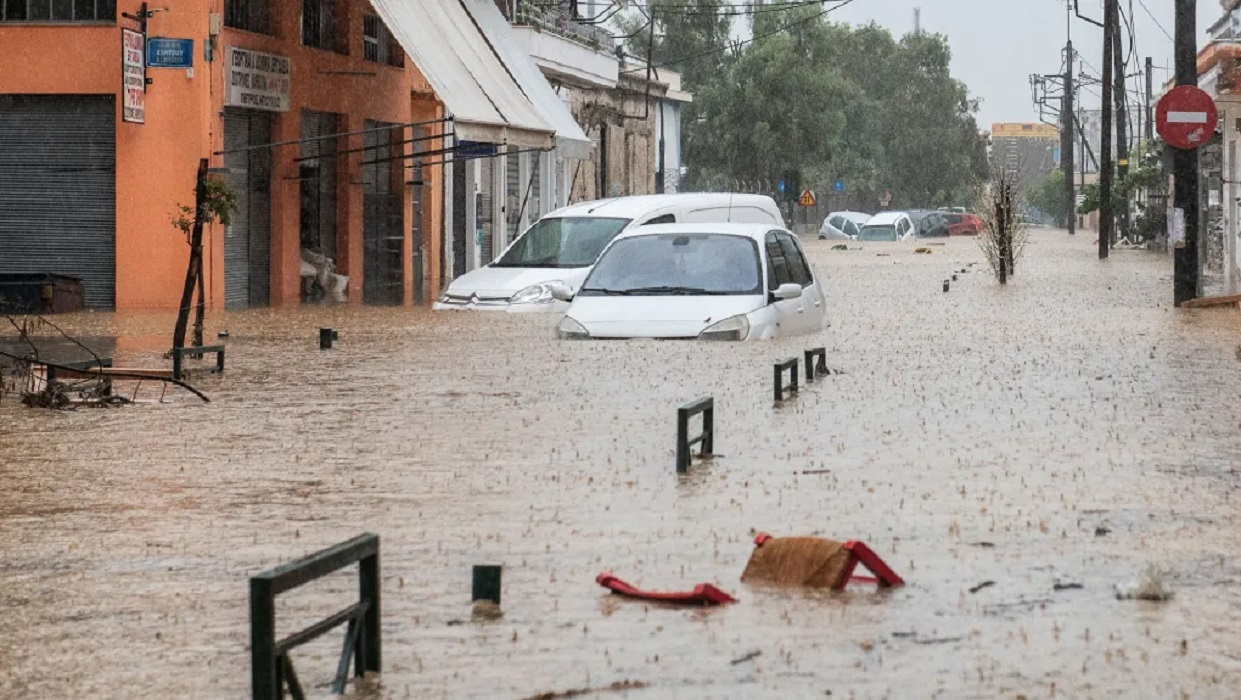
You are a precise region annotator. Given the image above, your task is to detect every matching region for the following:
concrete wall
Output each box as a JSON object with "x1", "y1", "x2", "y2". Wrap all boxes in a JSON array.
[{"x1": 564, "y1": 72, "x2": 665, "y2": 203}]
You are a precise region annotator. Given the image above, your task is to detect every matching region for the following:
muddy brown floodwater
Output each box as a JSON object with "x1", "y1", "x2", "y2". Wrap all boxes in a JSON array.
[{"x1": 3, "y1": 231, "x2": 1241, "y2": 699}]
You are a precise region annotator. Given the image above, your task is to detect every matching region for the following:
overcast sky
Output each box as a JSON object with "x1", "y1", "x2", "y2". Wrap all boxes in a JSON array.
[{"x1": 821, "y1": 0, "x2": 1220, "y2": 130}]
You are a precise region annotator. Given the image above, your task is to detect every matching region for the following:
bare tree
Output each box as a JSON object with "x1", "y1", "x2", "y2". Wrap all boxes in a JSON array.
[{"x1": 977, "y1": 169, "x2": 1030, "y2": 285}]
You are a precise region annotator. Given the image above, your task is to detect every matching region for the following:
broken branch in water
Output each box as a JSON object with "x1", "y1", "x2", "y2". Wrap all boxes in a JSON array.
[{"x1": 0, "y1": 350, "x2": 210, "y2": 403}]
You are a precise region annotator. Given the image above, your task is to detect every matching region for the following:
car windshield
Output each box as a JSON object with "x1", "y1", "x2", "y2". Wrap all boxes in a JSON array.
[
  {"x1": 491, "y1": 217, "x2": 631, "y2": 268},
  {"x1": 859, "y1": 225, "x2": 898, "y2": 241},
  {"x1": 579, "y1": 233, "x2": 762, "y2": 296}
]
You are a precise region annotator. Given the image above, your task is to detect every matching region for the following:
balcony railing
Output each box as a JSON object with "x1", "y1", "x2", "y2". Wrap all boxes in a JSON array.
[{"x1": 514, "y1": 3, "x2": 614, "y2": 52}]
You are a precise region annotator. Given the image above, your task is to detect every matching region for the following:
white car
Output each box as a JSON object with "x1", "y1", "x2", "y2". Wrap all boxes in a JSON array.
[
  {"x1": 433, "y1": 193, "x2": 784, "y2": 313},
  {"x1": 553, "y1": 223, "x2": 826, "y2": 341},
  {"x1": 818, "y1": 211, "x2": 871, "y2": 240},
  {"x1": 858, "y1": 211, "x2": 916, "y2": 242}
]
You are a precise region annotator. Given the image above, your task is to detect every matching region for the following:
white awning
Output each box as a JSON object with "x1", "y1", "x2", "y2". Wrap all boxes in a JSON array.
[
  {"x1": 370, "y1": 0, "x2": 554, "y2": 149},
  {"x1": 461, "y1": 0, "x2": 594, "y2": 160}
]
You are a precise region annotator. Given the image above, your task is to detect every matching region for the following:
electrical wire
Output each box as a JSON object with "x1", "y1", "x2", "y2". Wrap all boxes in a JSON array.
[
  {"x1": 621, "y1": 0, "x2": 859, "y2": 74},
  {"x1": 1134, "y1": 0, "x2": 1172, "y2": 42}
]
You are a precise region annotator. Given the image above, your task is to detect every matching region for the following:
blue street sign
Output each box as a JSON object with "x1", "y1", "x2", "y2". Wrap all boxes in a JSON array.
[
  {"x1": 778, "y1": 180, "x2": 786, "y2": 194},
  {"x1": 833, "y1": 179, "x2": 845, "y2": 193},
  {"x1": 147, "y1": 38, "x2": 194, "y2": 68}
]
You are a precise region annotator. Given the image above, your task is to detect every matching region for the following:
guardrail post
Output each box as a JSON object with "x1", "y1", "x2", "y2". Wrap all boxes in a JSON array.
[
  {"x1": 472, "y1": 564, "x2": 502, "y2": 605},
  {"x1": 216, "y1": 347, "x2": 226, "y2": 374},
  {"x1": 320, "y1": 328, "x2": 333, "y2": 350},
  {"x1": 773, "y1": 358, "x2": 798, "y2": 402},
  {"x1": 675, "y1": 397, "x2": 714, "y2": 473},
  {"x1": 359, "y1": 546, "x2": 381, "y2": 674},
  {"x1": 804, "y1": 347, "x2": 826, "y2": 382},
  {"x1": 250, "y1": 577, "x2": 277, "y2": 700}
]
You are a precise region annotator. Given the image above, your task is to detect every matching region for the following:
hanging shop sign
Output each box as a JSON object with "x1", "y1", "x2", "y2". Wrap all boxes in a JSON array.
[{"x1": 122, "y1": 28, "x2": 145, "y2": 124}]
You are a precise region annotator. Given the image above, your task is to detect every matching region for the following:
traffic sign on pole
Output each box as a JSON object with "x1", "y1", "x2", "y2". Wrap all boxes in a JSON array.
[
  {"x1": 798, "y1": 189, "x2": 816, "y2": 207},
  {"x1": 1156, "y1": 86, "x2": 1218, "y2": 151}
]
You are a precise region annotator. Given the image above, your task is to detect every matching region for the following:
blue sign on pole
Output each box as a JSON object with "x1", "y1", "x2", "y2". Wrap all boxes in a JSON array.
[
  {"x1": 833, "y1": 179, "x2": 846, "y2": 193},
  {"x1": 147, "y1": 38, "x2": 194, "y2": 68}
]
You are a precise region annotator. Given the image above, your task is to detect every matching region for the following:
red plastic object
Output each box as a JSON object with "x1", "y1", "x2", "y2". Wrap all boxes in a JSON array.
[
  {"x1": 841, "y1": 540, "x2": 905, "y2": 588},
  {"x1": 596, "y1": 573, "x2": 738, "y2": 605}
]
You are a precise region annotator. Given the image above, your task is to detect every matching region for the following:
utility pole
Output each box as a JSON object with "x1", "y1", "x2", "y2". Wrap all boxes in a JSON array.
[
  {"x1": 1173, "y1": 0, "x2": 1199, "y2": 305},
  {"x1": 1063, "y1": 1, "x2": 1076, "y2": 235},
  {"x1": 1112, "y1": 4, "x2": 1130, "y2": 244},
  {"x1": 1145, "y1": 57, "x2": 1154, "y2": 141},
  {"x1": 1099, "y1": 0, "x2": 1115, "y2": 259}
]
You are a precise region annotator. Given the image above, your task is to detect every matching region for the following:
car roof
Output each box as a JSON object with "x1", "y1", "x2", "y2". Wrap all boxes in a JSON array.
[
  {"x1": 610, "y1": 222, "x2": 782, "y2": 243},
  {"x1": 829, "y1": 211, "x2": 871, "y2": 223},
  {"x1": 866, "y1": 211, "x2": 907, "y2": 225},
  {"x1": 545, "y1": 193, "x2": 779, "y2": 219}
]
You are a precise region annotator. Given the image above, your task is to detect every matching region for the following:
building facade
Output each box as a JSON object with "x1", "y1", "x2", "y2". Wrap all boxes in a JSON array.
[
  {"x1": 1, "y1": 0, "x2": 689, "y2": 309},
  {"x1": 0, "y1": 0, "x2": 451, "y2": 310}
]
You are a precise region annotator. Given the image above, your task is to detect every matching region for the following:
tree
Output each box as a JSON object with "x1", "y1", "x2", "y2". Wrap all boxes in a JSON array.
[
  {"x1": 642, "y1": 5, "x2": 989, "y2": 206},
  {"x1": 1027, "y1": 169, "x2": 1069, "y2": 227}
]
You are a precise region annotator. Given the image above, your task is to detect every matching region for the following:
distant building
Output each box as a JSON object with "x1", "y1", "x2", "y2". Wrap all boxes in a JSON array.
[{"x1": 990, "y1": 123, "x2": 1060, "y2": 195}]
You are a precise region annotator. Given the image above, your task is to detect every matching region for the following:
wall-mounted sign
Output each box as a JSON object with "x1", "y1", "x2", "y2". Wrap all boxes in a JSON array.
[
  {"x1": 147, "y1": 38, "x2": 194, "y2": 68},
  {"x1": 122, "y1": 28, "x2": 145, "y2": 124},
  {"x1": 224, "y1": 46, "x2": 291, "y2": 112}
]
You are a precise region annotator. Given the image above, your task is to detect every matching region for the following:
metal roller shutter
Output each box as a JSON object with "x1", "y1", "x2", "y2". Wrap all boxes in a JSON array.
[
  {"x1": 222, "y1": 108, "x2": 272, "y2": 308},
  {"x1": 506, "y1": 146, "x2": 520, "y2": 242},
  {"x1": 478, "y1": 156, "x2": 494, "y2": 264},
  {"x1": 0, "y1": 95, "x2": 116, "y2": 308},
  {"x1": 362, "y1": 122, "x2": 403, "y2": 305}
]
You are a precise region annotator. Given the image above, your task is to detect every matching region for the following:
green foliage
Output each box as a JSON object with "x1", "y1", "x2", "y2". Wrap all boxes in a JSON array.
[
  {"x1": 1075, "y1": 140, "x2": 1168, "y2": 242},
  {"x1": 627, "y1": 4, "x2": 988, "y2": 206},
  {"x1": 1028, "y1": 169, "x2": 1069, "y2": 227},
  {"x1": 172, "y1": 175, "x2": 237, "y2": 239}
]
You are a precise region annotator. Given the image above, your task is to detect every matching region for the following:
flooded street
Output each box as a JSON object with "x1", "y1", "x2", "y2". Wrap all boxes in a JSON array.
[{"x1": 3, "y1": 231, "x2": 1241, "y2": 698}]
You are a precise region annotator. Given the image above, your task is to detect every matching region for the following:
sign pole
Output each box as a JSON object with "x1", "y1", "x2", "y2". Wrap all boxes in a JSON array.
[{"x1": 1173, "y1": 0, "x2": 1198, "y2": 306}]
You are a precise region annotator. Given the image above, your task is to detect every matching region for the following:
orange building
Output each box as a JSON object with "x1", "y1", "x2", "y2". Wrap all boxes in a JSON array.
[{"x1": 0, "y1": 0, "x2": 444, "y2": 309}]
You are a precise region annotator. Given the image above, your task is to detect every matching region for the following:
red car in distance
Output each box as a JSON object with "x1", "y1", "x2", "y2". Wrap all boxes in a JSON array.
[{"x1": 944, "y1": 212, "x2": 983, "y2": 236}]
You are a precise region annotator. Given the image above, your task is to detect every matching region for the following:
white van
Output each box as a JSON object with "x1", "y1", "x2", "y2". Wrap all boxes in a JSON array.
[{"x1": 433, "y1": 193, "x2": 785, "y2": 312}]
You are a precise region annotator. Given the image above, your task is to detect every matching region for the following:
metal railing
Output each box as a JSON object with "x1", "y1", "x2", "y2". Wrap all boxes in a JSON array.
[
  {"x1": 250, "y1": 534, "x2": 381, "y2": 700},
  {"x1": 773, "y1": 358, "x2": 799, "y2": 402},
  {"x1": 514, "y1": 3, "x2": 615, "y2": 51},
  {"x1": 803, "y1": 348, "x2": 827, "y2": 382},
  {"x1": 675, "y1": 396, "x2": 715, "y2": 473}
]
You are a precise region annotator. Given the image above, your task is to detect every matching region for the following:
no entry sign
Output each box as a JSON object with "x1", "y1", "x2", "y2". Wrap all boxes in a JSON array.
[{"x1": 1156, "y1": 86, "x2": 1218, "y2": 150}]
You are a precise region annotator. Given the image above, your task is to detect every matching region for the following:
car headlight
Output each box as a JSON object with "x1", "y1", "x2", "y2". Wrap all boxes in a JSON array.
[
  {"x1": 511, "y1": 281, "x2": 563, "y2": 305},
  {"x1": 698, "y1": 314, "x2": 750, "y2": 341},
  {"x1": 556, "y1": 316, "x2": 591, "y2": 340}
]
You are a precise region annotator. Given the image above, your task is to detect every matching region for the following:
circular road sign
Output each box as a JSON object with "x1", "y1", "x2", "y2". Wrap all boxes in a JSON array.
[{"x1": 1156, "y1": 86, "x2": 1218, "y2": 151}]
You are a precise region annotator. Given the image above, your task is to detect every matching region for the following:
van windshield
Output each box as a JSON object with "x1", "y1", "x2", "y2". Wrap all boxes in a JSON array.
[{"x1": 491, "y1": 217, "x2": 632, "y2": 268}]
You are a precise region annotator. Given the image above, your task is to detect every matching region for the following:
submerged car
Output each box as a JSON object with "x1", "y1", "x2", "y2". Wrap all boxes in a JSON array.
[
  {"x1": 944, "y1": 212, "x2": 983, "y2": 235},
  {"x1": 433, "y1": 194, "x2": 784, "y2": 312},
  {"x1": 818, "y1": 211, "x2": 871, "y2": 240},
  {"x1": 910, "y1": 210, "x2": 950, "y2": 238},
  {"x1": 553, "y1": 223, "x2": 826, "y2": 340},
  {"x1": 857, "y1": 212, "x2": 916, "y2": 242}
]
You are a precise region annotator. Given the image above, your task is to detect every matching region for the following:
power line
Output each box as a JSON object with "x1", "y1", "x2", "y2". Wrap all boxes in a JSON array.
[{"x1": 1134, "y1": 0, "x2": 1172, "y2": 42}]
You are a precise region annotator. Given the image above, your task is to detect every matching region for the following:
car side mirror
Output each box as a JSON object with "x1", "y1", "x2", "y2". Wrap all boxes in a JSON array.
[
  {"x1": 773, "y1": 283, "x2": 802, "y2": 301},
  {"x1": 549, "y1": 282, "x2": 575, "y2": 302}
]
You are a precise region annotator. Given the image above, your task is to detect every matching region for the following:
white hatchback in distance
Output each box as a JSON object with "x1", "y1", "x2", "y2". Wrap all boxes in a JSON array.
[
  {"x1": 434, "y1": 194, "x2": 784, "y2": 313},
  {"x1": 858, "y1": 211, "x2": 916, "y2": 242},
  {"x1": 553, "y1": 224, "x2": 826, "y2": 340}
]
